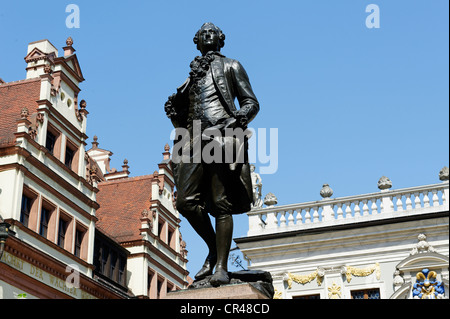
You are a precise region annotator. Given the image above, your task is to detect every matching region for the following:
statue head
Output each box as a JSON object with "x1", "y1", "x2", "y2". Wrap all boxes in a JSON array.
[
  {"x1": 193, "y1": 22, "x2": 225, "y2": 55},
  {"x1": 250, "y1": 164, "x2": 255, "y2": 172}
]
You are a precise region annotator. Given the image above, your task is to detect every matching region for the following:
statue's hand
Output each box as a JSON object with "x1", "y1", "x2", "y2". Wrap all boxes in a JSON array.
[{"x1": 233, "y1": 109, "x2": 249, "y2": 128}]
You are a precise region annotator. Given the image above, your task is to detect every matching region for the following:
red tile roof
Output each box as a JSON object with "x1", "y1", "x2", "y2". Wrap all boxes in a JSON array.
[
  {"x1": 0, "y1": 78, "x2": 41, "y2": 144},
  {"x1": 95, "y1": 175, "x2": 154, "y2": 243}
]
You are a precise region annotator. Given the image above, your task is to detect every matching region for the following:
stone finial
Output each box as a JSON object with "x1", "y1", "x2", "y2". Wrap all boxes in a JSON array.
[
  {"x1": 91, "y1": 135, "x2": 99, "y2": 149},
  {"x1": 122, "y1": 159, "x2": 129, "y2": 172},
  {"x1": 163, "y1": 143, "x2": 171, "y2": 160},
  {"x1": 320, "y1": 183, "x2": 333, "y2": 199},
  {"x1": 63, "y1": 37, "x2": 75, "y2": 57},
  {"x1": 20, "y1": 107, "x2": 29, "y2": 119},
  {"x1": 140, "y1": 209, "x2": 153, "y2": 230},
  {"x1": 439, "y1": 166, "x2": 449, "y2": 181},
  {"x1": 141, "y1": 209, "x2": 149, "y2": 219},
  {"x1": 377, "y1": 176, "x2": 392, "y2": 191},
  {"x1": 17, "y1": 107, "x2": 32, "y2": 137},
  {"x1": 78, "y1": 100, "x2": 88, "y2": 117},
  {"x1": 409, "y1": 234, "x2": 436, "y2": 255},
  {"x1": 66, "y1": 37, "x2": 74, "y2": 47},
  {"x1": 264, "y1": 192, "x2": 278, "y2": 207}
]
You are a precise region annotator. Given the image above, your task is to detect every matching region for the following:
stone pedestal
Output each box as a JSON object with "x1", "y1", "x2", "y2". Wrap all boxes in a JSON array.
[
  {"x1": 163, "y1": 270, "x2": 274, "y2": 299},
  {"x1": 163, "y1": 282, "x2": 270, "y2": 299}
]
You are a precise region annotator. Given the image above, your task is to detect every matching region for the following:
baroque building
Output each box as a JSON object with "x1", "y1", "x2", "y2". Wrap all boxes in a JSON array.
[
  {"x1": 0, "y1": 38, "x2": 188, "y2": 299},
  {"x1": 236, "y1": 169, "x2": 449, "y2": 299}
]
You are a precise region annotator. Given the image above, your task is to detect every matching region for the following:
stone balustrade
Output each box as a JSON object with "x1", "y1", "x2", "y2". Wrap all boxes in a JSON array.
[{"x1": 247, "y1": 173, "x2": 449, "y2": 237}]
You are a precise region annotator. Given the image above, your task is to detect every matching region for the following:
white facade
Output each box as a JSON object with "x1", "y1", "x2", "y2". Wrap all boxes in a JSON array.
[{"x1": 236, "y1": 171, "x2": 449, "y2": 299}]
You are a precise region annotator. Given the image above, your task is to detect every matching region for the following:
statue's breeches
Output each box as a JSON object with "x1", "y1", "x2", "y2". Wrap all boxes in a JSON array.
[{"x1": 174, "y1": 161, "x2": 251, "y2": 217}]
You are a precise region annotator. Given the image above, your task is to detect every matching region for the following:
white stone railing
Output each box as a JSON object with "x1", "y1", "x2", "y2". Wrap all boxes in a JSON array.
[{"x1": 247, "y1": 181, "x2": 449, "y2": 237}]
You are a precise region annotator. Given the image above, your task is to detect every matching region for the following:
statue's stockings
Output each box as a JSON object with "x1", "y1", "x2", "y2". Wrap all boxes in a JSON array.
[{"x1": 186, "y1": 206, "x2": 232, "y2": 285}]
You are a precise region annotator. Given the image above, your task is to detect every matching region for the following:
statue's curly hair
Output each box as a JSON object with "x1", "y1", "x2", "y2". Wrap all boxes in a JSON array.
[{"x1": 193, "y1": 22, "x2": 225, "y2": 50}]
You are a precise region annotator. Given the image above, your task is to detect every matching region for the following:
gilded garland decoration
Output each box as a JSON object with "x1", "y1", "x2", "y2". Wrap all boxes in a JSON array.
[
  {"x1": 343, "y1": 262, "x2": 380, "y2": 283},
  {"x1": 285, "y1": 270, "x2": 324, "y2": 288},
  {"x1": 284, "y1": 263, "x2": 381, "y2": 290}
]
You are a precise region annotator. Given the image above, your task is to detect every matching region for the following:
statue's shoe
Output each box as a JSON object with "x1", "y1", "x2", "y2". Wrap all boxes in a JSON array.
[
  {"x1": 209, "y1": 267, "x2": 230, "y2": 287},
  {"x1": 194, "y1": 254, "x2": 217, "y2": 280}
]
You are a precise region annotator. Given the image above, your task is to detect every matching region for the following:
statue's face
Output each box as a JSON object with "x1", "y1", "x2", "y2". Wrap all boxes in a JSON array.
[{"x1": 198, "y1": 25, "x2": 220, "y2": 54}]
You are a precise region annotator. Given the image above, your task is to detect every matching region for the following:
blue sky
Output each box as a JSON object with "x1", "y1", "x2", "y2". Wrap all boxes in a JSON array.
[{"x1": 1, "y1": 1, "x2": 448, "y2": 275}]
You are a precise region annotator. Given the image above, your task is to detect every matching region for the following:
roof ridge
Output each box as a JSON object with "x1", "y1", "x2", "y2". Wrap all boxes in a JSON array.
[
  {"x1": 0, "y1": 77, "x2": 41, "y2": 87},
  {"x1": 98, "y1": 173, "x2": 157, "y2": 185}
]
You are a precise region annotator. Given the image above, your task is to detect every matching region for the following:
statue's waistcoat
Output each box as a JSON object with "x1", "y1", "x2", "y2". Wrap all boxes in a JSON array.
[
  {"x1": 188, "y1": 67, "x2": 230, "y2": 126},
  {"x1": 178, "y1": 56, "x2": 239, "y2": 119}
]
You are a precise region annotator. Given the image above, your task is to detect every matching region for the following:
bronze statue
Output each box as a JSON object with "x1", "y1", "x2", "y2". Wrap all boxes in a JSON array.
[{"x1": 164, "y1": 22, "x2": 259, "y2": 286}]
